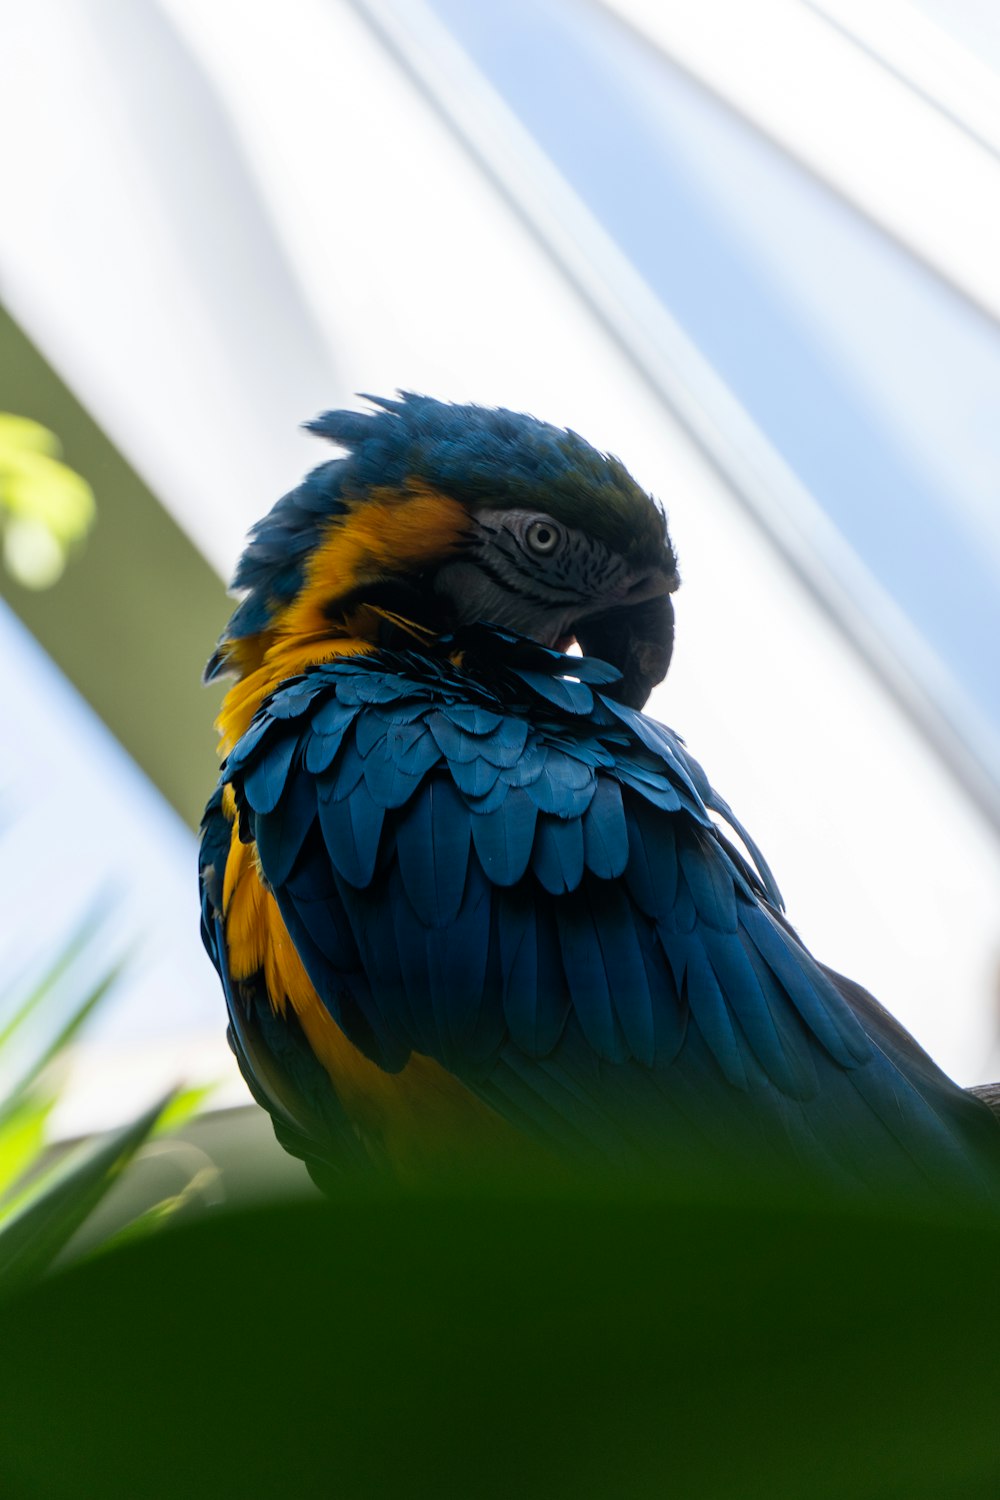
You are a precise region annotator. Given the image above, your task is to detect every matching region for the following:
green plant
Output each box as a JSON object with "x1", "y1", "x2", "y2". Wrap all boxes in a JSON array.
[
  {"x1": 0, "y1": 412, "x2": 95, "y2": 588},
  {"x1": 0, "y1": 913, "x2": 208, "y2": 1293}
]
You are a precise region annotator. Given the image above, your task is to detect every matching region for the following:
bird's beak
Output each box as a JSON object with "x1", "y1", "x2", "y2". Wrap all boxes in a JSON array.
[{"x1": 576, "y1": 567, "x2": 677, "y2": 710}]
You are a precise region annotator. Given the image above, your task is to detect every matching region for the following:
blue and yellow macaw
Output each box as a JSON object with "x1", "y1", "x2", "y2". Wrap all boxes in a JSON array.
[{"x1": 199, "y1": 394, "x2": 1000, "y2": 1193}]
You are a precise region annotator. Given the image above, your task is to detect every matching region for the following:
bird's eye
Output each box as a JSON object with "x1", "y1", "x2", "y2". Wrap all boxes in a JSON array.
[{"x1": 525, "y1": 519, "x2": 561, "y2": 555}]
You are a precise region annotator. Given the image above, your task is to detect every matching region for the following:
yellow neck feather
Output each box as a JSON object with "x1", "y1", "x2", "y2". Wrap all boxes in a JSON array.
[{"x1": 215, "y1": 484, "x2": 471, "y2": 756}]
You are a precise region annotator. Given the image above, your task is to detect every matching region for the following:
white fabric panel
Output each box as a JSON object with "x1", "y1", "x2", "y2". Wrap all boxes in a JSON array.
[{"x1": 604, "y1": 0, "x2": 1000, "y2": 324}]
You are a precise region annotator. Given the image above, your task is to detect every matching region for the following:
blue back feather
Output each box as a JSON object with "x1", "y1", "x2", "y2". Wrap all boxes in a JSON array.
[{"x1": 205, "y1": 626, "x2": 1000, "y2": 1194}]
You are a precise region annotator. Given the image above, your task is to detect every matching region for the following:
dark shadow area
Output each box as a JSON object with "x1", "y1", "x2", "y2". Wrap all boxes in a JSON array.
[{"x1": 0, "y1": 1174, "x2": 997, "y2": 1498}]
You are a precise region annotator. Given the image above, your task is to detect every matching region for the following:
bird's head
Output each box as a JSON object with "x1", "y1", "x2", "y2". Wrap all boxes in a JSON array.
[{"x1": 207, "y1": 393, "x2": 679, "y2": 710}]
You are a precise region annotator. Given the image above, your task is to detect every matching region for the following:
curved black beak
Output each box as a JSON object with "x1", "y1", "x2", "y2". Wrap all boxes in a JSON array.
[{"x1": 576, "y1": 578, "x2": 676, "y2": 710}]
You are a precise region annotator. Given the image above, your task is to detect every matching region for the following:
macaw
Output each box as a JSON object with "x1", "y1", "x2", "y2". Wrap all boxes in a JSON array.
[{"x1": 199, "y1": 394, "x2": 1000, "y2": 1194}]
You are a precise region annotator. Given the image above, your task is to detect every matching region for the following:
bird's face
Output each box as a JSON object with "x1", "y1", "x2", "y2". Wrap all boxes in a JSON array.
[
  {"x1": 436, "y1": 505, "x2": 674, "y2": 652},
  {"x1": 209, "y1": 395, "x2": 681, "y2": 711}
]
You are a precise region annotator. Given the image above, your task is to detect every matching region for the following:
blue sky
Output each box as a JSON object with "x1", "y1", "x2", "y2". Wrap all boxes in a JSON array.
[{"x1": 0, "y1": 599, "x2": 219, "y2": 1056}]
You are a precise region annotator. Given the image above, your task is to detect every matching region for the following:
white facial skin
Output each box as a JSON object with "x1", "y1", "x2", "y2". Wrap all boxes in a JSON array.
[{"x1": 433, "y1": 507, "x2": 669, "y2": 647}]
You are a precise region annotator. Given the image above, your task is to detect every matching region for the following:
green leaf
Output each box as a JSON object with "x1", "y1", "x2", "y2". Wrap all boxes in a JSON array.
[
  {"x1": 0, "y1": 1086, "x2": 57, "y2": 1200},
  {"x1": 93, "y1": 1164, "x2": 221, "y2": 1258},
  {"x1": 3, "y1": 516, "x2": 67, "y2": 588},
  {"x1": 0, "y1": 1091, "x2": 174, "y2": 1293},
  {"x1": 151, "y1": 1083, "x2": 218, "y2": 1138},
  {"x1": 0, "y1": 411, "x2": 95, "y2": 587},
  {"x1": 1, "y1": 451, "x2": 95, "y2": 536},
  {"x1": 0, "y1": 899, "x2": 114, "y2": 1052},
  {"x1": 0, "y1": 960, "x2": 127, "y2": 1133},
  {"x1": 0, "y1": 413, "x2": 60, "y2": 458}
]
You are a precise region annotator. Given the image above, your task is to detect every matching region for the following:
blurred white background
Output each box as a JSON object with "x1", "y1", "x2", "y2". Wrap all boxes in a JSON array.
[{"x1": 2, "y1": 0, "x2": 998, "y2": 1133}]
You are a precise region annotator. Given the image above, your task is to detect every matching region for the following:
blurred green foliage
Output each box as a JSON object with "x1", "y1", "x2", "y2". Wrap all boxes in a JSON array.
[
  {"x1": 0, "y1": 413, "x2": 95, "y2": 588},
  {"x1": 0, "y1": 1176, "x2": 997, "y2": 1498},
  {"x1": 0, "y1": 914, "x2": 208, "y2": 1293}
]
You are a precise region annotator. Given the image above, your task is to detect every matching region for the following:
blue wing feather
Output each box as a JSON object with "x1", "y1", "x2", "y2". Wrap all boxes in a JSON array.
[
  {"x1": 426, "y1": 711, "x2": 481, "y2": 764},
  {"x1": 499, "y1": 741, "x2": 548, "y2": 789},
  {"x1": 254, "y1": 757, "x2": 317, "y2": 889},
  {"x1": 678, "y1": 833, "x2": 738, "y2": 933},
  {"x1": 242, "y1": 733, "x2": 298, "y2": 815},
  {"x1": 470, "y1": 790, "x2": 538, "y2": 886},
  {"x1": 217, "y1": 634, "x2": 1000, "y2": 1193},
  {"x1": 622, "y1": 799, "x2": 679, "y2": 914},
  {"x1": 701, "y1": 925, "x2": 819, "y2": 1100},
  {"x1": 393, "y1": 724, "x2": 443, "y2": 776},
  {"x1": 525, "y1": 753, "x2": 595, "y2": 816},
  {"x1": 514, "y1": 669, "x2": 594, "y2": 715},
  {"x1": 532, "y1": 814, "x2": 585, "y2": 896},
  {"x1": 555, "y1": 892, "x2": 629, "y2": 1064},
  {"x1": 301, "y1": 697, "x2": 358, "y2": 774},
  {"x1": 586, "y1": 881, "x2": 656, "y2": 1067},
  {"x1": 395, "y1": 775, "x2": 471, "y2": 928},
  {"x1": 582, "y1": 778, "x2": 629, "y2": 879},
  {"x1": 666, "y1": 933, "x2": 750, "y2": 1092},
  {"x1": 317, "y1": 777, "x2": 386, "y2": 888},
  {"x1": 427, "y1": 860, "x2": 503, "y2": 1065},
  {"x1": 743, "y1": 909, "x2": 871, "y2": 1067},
  {"x1": 450, "y1": 755, "x2": 503, "y2": 800},
  {"x1": 461, "y1": 780, "x2": 512, "y2": 816},
  {"x1": 444, "y1": 704, "x2": 505, "y2": 735},
  {"x1": 472, "y1": 717, "x2": 530, "y2": 768},
  {"x1": 318, "y1": 731, "x2": 366, "y2": 802}
]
